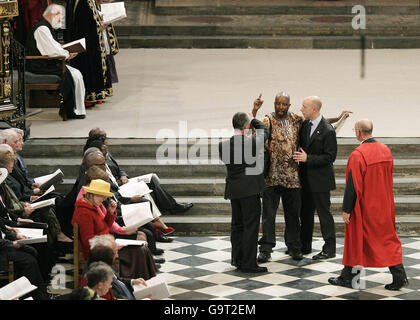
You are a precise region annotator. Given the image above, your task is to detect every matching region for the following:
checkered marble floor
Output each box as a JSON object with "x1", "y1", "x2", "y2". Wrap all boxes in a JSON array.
[{"x1": 50, "y1": 237, "x2": 420, "y2": 300}]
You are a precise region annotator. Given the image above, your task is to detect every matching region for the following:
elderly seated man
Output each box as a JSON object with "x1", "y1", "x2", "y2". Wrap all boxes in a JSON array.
[{"x1": 26, "y1": 4, "x2": 86, "y2": 120}]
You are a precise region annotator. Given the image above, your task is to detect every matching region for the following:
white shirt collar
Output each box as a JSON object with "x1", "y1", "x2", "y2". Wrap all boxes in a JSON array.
[{"x1": 309, "y1": 114, "x2": 322, "y2": 136}]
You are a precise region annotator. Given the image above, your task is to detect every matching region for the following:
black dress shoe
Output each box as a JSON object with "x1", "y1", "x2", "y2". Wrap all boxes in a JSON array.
[
  {"x1": 328, "y1": 276, "x2": 353, "y2": 288},
  {"x1": 291, "y1": 251, "x2": 303, "y2": 261},
  {"x1": 312, "y1": 251, "x2": 336, "y2": 260},
  {"x1": 385, "y1": 278, "x2": 409, "y2": 291},
  {"x1": 69, "y1": 114, "x2": 86, "y2": 119},
  {"x1": 59, "y1": 110, "x2": 68, "y2": 121},
  {"x1": 151, "y1": 248, "x2": 164, "y2": 255},
  {"x1": 257, "y1": 252, "x2": 271, "y2": 263},
  {"x1": 155, "y1": 263, "x2": 161, "y2": 270},
  {"x1": 169, "y1": 202, "x2": 193, "y2": 214},
  {"x1": 156, "y1": 230, "x2": 174, "y2": 243},
  {"x1": 302, "y1": 249, "x2": 312, "y2": 255},
  {"x1": 241, "y1": 266, "x2": 268, "y2": 273},
  {"x1": 153, "y1": 257, "x2": 166, "y2": 264}
]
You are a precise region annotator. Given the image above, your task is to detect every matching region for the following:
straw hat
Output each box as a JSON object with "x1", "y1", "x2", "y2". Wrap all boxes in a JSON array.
[{"x1": 83, "y1": 179, "x2": 114, "y2": 197}]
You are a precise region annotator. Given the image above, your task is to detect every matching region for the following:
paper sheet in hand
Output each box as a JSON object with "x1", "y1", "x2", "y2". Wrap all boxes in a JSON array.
[
  {"x1": 16, "y1": 234, "x2": 47, "y2": 245},
  {"x1": 34, "y1": 169, "x2": 64, "y2": 190},
  {"x1": 143, "y1": 193, "x2": 161, "y2": 218},
  {"x1": 334, "y1": 114, "x2": 349, "y2": 134},
  {"x1": 15, "y1": 228, "x2": 44, "y2": 238},
  {"x1": 128, "y1": 173, "x2": 153, "y2": 184},
  {"x1": 30, "y1": 198, "x2": 56, "y2": 210},
  {"x1": 115, "y1": 239, "x2": 146, "y2": 246},
  {"x1": 118, "y1": 180, "x2": 152, "y2": 198},
  {"x1": 101, "y1": 2, "x2": 126, "y2": 24},
  {"x1": 132, "y1": 275, "x2": 170, "y2": 300},
  {"x1": 121, "y1": 202, "x2": 154, "y2": 231},
  {"x1": 0, "y1": 277, "x2": 37, "y2": 300},
  {"x1": 31, "y1": 185, "x2": 55, "y2": 203}
]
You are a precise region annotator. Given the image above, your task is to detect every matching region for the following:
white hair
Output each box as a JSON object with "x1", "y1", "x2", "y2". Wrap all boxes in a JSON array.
[
  {"x1": 0, "y1": 144, "x2": 13, "y2": 153},
  {"x1": 89, "y1": 234, "x2": 115, "y2": 250},
  {"x1": 1, "y1": 129, "x2": 18, "y2": 144},
  {"x1": 43, "y1": 4, "x2": 65, "y2": 18},
  {"x1": 275, "y1": 91, "x2": 290, "y2": 102},
  {"x1": 11, "y1": 128, "x2": 24, "y2": 137}
]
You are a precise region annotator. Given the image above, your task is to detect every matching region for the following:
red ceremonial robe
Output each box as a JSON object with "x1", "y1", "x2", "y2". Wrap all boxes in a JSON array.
[{"x1": 342, "y1": 141, "x2": 402, "y2": 267}]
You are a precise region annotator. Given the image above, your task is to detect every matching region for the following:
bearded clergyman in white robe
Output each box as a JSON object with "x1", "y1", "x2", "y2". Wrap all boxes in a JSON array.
[{"x1": 25, "y1": 4, "x2": 86, "y2": 120}]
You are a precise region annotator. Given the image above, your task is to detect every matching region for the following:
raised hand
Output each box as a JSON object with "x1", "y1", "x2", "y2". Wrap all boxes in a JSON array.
[{"x1": 253, "y1": 93, "x2": 264, "y2": 116}]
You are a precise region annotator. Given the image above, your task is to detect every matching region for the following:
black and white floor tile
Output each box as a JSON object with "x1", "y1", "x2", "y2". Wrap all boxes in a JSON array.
[{"x1": 49, "y1": 237, "x2": 420, "y2": 300}]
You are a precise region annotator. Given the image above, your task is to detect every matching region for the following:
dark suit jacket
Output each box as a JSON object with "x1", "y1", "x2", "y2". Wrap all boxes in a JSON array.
[
  {"x1": 219, "y1": 118, "x2": 269, "y2": 200},
  {"x1": 7, "y1": 163, "x2": 34, "y2": 202},
  {"x1": 106, "y1": 153, "x2": 128, "y2": 185},
  {"x1": 298, "y1": 116, "x2": 337, "y2": 192}
]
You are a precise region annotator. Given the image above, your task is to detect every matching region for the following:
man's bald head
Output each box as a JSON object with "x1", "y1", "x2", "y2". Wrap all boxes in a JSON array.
[
  {"x1": 89, "y1": 128, "x2": 107, "y2": 138},
  {"x1": 301, "y1": 96, "x2": 322, "y2": 121},
  {"x1": 304, "y1": 96, "x2": 322, "y2": 111},
  {"x1": 355, "y1": 119, "x2": 373, "y2": 136},
  {"x1": 354, "y1": 118, "x2": 373, "y2": 142}
]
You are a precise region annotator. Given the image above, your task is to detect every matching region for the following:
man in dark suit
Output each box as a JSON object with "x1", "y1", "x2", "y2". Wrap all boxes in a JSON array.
[
  {"x1": 293, "y1": 96, "x2": 337, "y2": 260},
  {"x1": 219, "y1": 111, "x2": 269, "y2": 273}
]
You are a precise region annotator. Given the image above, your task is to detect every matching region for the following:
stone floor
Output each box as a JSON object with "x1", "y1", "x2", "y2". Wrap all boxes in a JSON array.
[
  {"x1": 27, "y1": 48, "x2": 420, "y2": 139},
  {"x1": 49, "y1": 236, "x2": 420, "y2": 300}
]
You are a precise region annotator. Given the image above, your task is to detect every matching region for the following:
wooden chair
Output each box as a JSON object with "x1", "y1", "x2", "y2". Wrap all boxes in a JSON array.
[
  {"x1": 72, "y1": 223, "x2": 85, "y2": 289},
  {"x1": 0, "y1": 261, "x2": 15, "y2": 284},
  {"x1": 25, "y1": 56, "x2": 66, "y2": 109},
  {"x1": 73, "y1": 223, "x2": 121, "y2": 289}
]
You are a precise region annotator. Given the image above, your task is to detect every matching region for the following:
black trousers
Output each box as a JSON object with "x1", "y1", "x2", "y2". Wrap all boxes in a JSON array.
[
  {"x1": 258, "y1": 185, "x2": 302, "y2": 254},
  {"x1": 300, "y1": 187, "x2": 336, "y2": 254},
  {"x1": 230, "y1": 194, "x2": 261, "y2": 269},
  {"x1": 3, "y1": 246, "x2": 48, "y2": 300},
  {"x1": 341, "y1": 264, "x2": 407, "y2": 283},
  {"x1": 59, "y1": 68, "x2": 77, "y2": 118},
  {"x1": 148, "y1": 174, "x2": 177, "y2": 213}
]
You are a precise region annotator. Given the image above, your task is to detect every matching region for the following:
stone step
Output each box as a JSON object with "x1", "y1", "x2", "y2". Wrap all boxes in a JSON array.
[
  {"x1": 115, "y1": 0, "x2": 420, "y2": 49},
  {"x1": 117, "y1": 35, "x2": 420, "y2": 49},
  {"x1": 20, "y1": 138, "x2": 420, "y2": 159},
  {"x1": 162, "y1": 215, "x2": 420, "y2": 236},
  {"x1": 115, "y1": 24, "x2": 420, "y2": 37},
  {"x1": 24, "y1": 158, "x2": 420, "y2": 178},
  {"x1": 167, "y1": 196, "x2": 420, "y2": 216},
  {"x1": 154, "y1": 0, "x2": 420, "y2": 16},
  {"x1": 54, "y1": 177, "x2": 420, "y2": 196}
]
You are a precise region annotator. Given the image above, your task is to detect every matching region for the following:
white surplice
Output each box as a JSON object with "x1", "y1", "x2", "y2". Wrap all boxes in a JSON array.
[{"x1": 34, "y1": 26, "x2": 86, "y2": 115}]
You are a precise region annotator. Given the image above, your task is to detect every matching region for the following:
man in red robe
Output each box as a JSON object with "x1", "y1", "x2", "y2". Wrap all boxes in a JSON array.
[{"x1": 328, "y1": 119, "x2": 408, "y2": 291}]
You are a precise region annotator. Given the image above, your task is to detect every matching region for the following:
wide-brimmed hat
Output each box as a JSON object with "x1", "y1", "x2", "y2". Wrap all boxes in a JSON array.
[
  {"x1": 83, "y1": 179, "x2": 114, "y2": 197},
  {"x1": 0, "y1": 164, "x2": 8, "y2": 184}
]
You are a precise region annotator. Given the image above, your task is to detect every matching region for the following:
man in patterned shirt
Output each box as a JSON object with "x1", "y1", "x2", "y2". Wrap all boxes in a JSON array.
[{"x1": 253, "y1": 93, "x2": 349, "y2": 262}]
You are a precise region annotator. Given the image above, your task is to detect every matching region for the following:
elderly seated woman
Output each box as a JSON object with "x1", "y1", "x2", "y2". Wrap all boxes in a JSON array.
[
  {"x1": 57, "y1": 262, "x2": 114, "y2": 300},
  {"x1": 0, "y1": 150, "x2": 72, "y2": 245},
  {"x1": 77, "y1": 234, "x2": 149, "y2": 300},
  {"x1": 72, "y1": 178, "x2": 158, "y2": 280}
]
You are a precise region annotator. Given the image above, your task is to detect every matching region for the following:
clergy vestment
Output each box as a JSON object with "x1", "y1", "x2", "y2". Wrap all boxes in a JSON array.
[
  {"x1": 342, "y1": 138, "x2": 403, "y2": 268},
  {"x1": 26, "y1": 19, "x2": 86, "y2": 118},
  {"x1": 66, "y1": 0, "x2": 113, "y2": 103}
]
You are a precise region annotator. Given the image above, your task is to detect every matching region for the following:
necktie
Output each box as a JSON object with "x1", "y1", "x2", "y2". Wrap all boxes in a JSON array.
[{"x1": 306, "y1": 121, "x2": 313, "y2": 147}]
